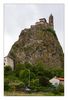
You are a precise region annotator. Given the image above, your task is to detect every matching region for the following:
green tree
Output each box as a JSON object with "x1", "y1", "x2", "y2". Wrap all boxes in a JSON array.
[
  {"x1": 19, "y1": 69, "x2": 30, "y2": 87},
  {"x1": 32, "y1": 61, "x2": 45, "y2": 76},
  {"x1": 24, "y1": 62, "x2": 33, "y2": 70}
]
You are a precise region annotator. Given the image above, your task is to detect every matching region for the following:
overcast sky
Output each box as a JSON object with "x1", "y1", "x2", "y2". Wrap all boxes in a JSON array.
[{"x1": 4, "y1": 4, "x2": 64, "y2": 56}]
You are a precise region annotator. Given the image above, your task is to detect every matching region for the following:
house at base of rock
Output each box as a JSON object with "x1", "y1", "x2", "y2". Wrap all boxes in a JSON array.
[
  {"x1": 4, "y1": 56, "x2": 14, "y2": 70},
  {"x1": 49, "y1": 76, "x2": 64, "y2": 87},
  {"x1": 57, "y1": 77, "x2": 64, "y2": 85}
]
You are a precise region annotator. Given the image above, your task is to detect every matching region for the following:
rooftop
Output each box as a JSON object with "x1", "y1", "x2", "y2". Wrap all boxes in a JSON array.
[{"x1": 56, "y1": 78, "x2": 64, "y2": 81}]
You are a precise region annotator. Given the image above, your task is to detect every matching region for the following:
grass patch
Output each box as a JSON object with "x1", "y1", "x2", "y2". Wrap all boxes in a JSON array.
[{"x1": 4, "y1": 91, "x2": 64, "y2": 96}]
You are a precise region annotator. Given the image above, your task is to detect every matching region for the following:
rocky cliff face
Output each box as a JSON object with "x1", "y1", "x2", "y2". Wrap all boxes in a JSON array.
[{"x1": 8, "y1": 18, "x2": 64, "y2": 68}]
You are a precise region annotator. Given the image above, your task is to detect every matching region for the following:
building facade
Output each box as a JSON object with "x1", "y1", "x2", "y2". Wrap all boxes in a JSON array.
[
  {"x1": 49, "y1": 76, "x2": 64, "y2": 87},
  {"x1": 35, "y1": 14, "x2": 54, "y2": 30},
  {"x1": 4, "y1": 56, "x2": 14, "y2": 70}
]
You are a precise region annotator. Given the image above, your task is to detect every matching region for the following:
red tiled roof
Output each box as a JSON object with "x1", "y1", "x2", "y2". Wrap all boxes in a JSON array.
[{"x1": 56, "y1": 78, "x2": 64, "y2": 81}]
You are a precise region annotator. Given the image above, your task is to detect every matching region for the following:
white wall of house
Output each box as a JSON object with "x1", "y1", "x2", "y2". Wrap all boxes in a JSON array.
[
  {"x1": 49, "y1": 76, "x2": 60, "y2": 87},
  {"x1": 4, "y1": 56, "x2": 14, "y2": 70}
]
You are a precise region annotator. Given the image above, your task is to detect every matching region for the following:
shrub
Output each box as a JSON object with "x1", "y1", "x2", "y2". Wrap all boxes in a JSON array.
[
  {"x1": 57, "y1": 84, "x2": 64, "y2": 92},
  {"x1": 4, "y1": 66, "x2": 12, "y2": 76},
  {"x1": 4, "y1": 78, "x2": 10, "y2": 91},
  {"x1": 52, "y1": 84, "x2": 64, "y2": 94},
  {"x1": 16, "y1": 81, "x2": 25, "y2": 91},
  {"x1": 9, "y1": 80, "x2": 25, "y2": 91},
  {"x1": 4, "y1": 74, "x2": 25, "y2": 92},
  {"x1": 30, "y1": 79, "x2": 39, "y2": 91},
  {"x1": 39, "y1": 76, "x2": 49, "y2": 86},
  {"x1": 44, "y1": 67, "x2": 64, "y2": 78}
]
